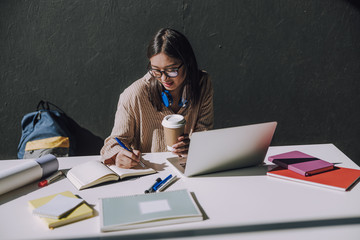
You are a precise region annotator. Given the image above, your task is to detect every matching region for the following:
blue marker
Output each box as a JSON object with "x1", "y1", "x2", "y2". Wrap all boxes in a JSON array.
[
  {"x1": 153, "y1": 174, "x2": 172, "y2": 192},
  {"x1": 115, "y1": 137, "x2": 146, "y2": 168},
  {"x1": 145, "y1": 177, "x2": 162, "y2": 193}
]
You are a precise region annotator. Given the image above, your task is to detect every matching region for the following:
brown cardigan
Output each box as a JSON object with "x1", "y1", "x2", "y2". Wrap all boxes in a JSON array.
[{"x1": 100, "y1": 72, "x2": 214, "y2": 161}]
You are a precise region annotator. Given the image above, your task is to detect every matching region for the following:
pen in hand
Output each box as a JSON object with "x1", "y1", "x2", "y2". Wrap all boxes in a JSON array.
[{"x1": 114, "y1": 137, "x2": 146, "y2": 168}]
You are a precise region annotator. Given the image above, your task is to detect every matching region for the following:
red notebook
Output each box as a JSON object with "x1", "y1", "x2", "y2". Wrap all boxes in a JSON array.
[
  {"x1": 268, "y1": 151, "x2": 334, "y2": 176},
  {"x1": 267, "y1": 166, "x2": 360, "y2": 191}
]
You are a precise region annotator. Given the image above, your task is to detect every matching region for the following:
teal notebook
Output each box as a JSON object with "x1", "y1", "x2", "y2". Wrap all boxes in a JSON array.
[{"x1": 99, "y1": 189, "x2": 203, "y2": 232}]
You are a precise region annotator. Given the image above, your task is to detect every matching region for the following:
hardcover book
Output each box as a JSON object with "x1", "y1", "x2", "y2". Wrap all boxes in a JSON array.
[{"x1": 267, "y1": 166, "x2": 360, "y2": 191}]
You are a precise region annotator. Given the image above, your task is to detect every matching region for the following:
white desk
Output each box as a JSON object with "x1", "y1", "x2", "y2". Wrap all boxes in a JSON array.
[{"x1": 1, "y1": 144, "x2": 360, "y2": 240}]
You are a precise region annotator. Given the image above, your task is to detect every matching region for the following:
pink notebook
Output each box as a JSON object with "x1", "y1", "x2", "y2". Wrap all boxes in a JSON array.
[{"x1": 268, "y1": 151, "x2": 334, "y2": 176}]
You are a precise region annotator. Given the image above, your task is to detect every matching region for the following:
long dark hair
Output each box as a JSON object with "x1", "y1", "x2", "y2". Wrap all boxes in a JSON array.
[{"x1": 147, "y1": 28, "x2": 201, "y2": 111}]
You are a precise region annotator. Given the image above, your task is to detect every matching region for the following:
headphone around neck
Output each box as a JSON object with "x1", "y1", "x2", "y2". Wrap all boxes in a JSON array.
[{"x1": 161, "y1": 90, "x2": 188, "y2": 108}]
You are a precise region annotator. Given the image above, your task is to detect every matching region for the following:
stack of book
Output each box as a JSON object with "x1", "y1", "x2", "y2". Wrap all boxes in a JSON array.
[
  {"x1": 29, "y1": 191, "x2": 94, "y2": 229},
  {"x1": 267, "y1": 151, "x2": 360, "y2": 191}
]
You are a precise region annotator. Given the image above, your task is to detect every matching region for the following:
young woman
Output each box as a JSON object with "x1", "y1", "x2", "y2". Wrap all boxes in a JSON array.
[{"x1": 101, "y1": 28, "x2": 214, "y2": 168}]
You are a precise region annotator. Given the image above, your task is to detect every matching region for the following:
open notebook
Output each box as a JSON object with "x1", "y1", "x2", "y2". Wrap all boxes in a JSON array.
[{"x1": 67, "y1": 160, "x2": 156, "y2": 190}]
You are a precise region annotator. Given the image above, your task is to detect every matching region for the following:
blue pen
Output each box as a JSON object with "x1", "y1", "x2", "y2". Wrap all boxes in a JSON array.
[
  {"x1": 115, "y1": 137, "x2": 146, "y2": 168},
  {"x1": 153, "y1": 174, "x2": 172, "y2": 192}
]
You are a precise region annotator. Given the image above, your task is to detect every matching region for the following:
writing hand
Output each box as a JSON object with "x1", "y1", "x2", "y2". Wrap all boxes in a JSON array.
[{"x1": 105, "y1": 148, "x2": 142, "y2": 169}]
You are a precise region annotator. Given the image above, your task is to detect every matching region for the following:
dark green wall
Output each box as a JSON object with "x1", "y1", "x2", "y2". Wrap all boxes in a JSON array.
[{"x1": 1, "y1": 0, "x2": 359, "y2": 165}]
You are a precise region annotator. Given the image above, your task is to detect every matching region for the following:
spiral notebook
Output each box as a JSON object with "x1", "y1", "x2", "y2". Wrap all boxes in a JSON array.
[{"x1": 99, "y1": 189, "x2": 203, "y2": 232}]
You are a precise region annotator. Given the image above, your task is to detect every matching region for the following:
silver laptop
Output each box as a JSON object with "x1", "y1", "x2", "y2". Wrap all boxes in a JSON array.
[{"x1": 168, "y1": 121, "x2": 277, "y2": 177}]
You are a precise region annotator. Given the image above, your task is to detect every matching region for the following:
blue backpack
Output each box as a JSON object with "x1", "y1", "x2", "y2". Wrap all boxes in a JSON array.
[{"x1": 17, "y1": 101, "x2": 76, "y2": 159}]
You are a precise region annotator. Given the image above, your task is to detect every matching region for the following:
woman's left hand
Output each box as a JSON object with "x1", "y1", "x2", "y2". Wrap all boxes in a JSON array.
[{"x1": 172, "y1": 134, "x2": 190, "y2": 157}]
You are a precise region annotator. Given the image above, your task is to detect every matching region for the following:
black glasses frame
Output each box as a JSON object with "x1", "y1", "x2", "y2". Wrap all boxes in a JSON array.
[{"x1": 148, "y1": 63, "x2": 184, "y2": 78}]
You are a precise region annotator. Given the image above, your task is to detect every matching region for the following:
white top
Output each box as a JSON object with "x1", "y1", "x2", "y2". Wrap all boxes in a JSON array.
[{"x1": 0, "y1": 144, "x2": 359, "y2": 240}]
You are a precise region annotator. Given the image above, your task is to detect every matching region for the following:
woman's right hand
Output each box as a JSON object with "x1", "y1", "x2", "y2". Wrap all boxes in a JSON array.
[{"x1": 104, "y1": 148, "x2": 142, "y2": 169}]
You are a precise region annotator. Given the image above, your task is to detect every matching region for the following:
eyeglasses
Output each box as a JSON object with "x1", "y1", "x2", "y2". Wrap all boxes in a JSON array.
[{"x1": 148, "y1": 63, "x2": 183, "y2": 78}]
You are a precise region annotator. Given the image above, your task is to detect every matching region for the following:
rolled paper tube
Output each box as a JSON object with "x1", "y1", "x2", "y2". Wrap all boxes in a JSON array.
[{"x1": 0, "y1": 154, "x2": 58, "y2": 195}]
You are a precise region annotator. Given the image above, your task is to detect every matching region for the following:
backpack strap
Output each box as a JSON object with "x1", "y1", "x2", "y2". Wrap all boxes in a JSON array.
[
  {"x1": 36, "y1": 100, "x2": 65, "y2": 115},
  {"x1": 36, "y1": 100, "x2": 47, "y2": 111}
]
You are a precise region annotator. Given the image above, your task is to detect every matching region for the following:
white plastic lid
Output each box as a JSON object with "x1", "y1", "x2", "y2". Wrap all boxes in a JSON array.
[{"x1": 162, "y1": 114, "x2": 186, "y2": 128}]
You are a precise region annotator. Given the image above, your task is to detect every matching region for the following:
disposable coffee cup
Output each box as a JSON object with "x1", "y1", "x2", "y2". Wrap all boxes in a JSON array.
[{"x1": 162, "y1": 114, "x2": 186, "y2": 151}]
